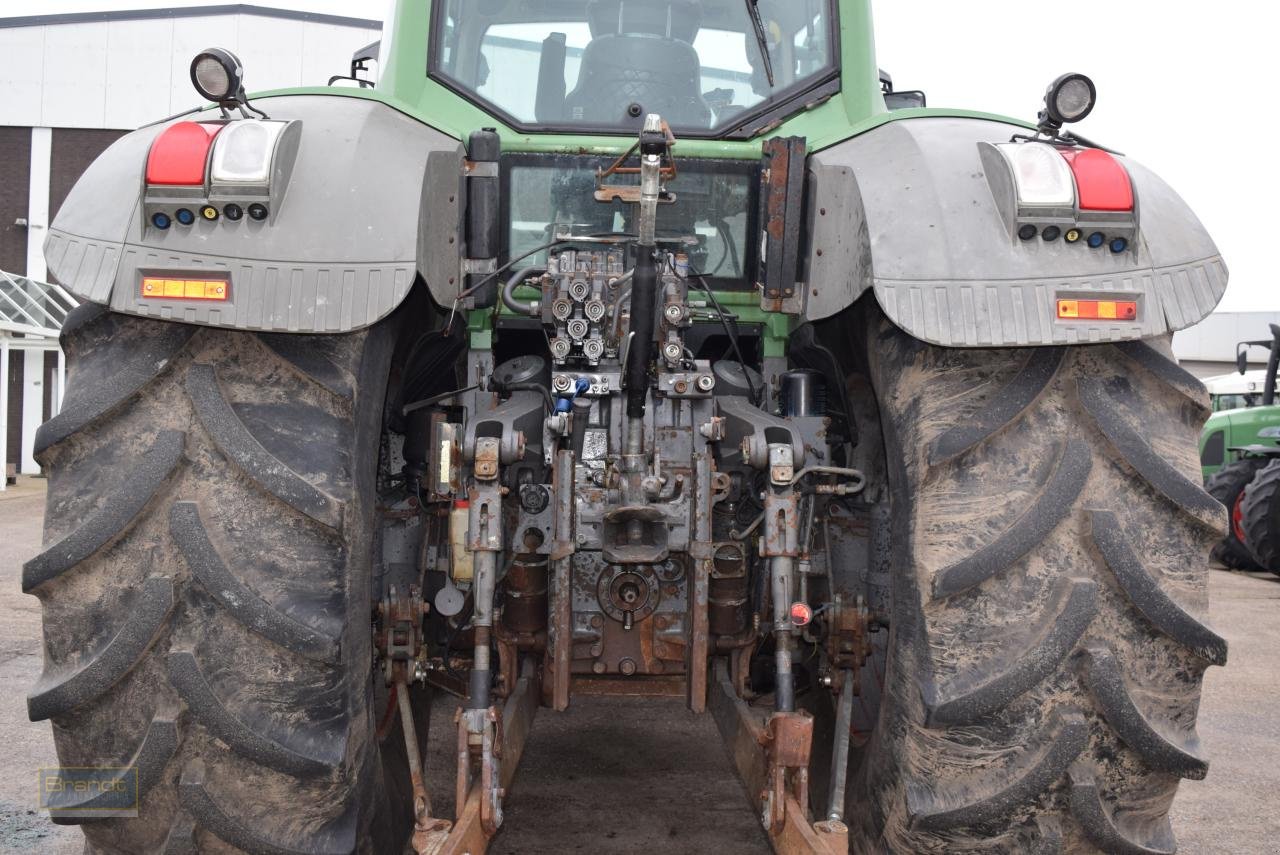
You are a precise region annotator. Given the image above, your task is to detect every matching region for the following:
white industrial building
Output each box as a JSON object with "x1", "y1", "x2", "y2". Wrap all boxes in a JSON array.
[
  {"x1": 0, "y1": 4, "x2": 380, "y2": 487},
  {"x1": 1172, "y1": 311, "x2": 1280, "y2": 378}
]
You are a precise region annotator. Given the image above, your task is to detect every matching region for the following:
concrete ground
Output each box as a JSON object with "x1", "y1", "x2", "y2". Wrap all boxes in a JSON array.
[
  {"x1": 1, "y1": 477, "x2": 1277, "y2": 854},
  {"x1": 0, "y1": 479, "x2": 80, "y2": 855}
]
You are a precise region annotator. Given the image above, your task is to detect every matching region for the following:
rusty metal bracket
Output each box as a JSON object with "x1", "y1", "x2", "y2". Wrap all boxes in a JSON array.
[
  {"x1": 824, "y1": 596, "x2": 872, "y2": 696},
  {"x1": 548, "y1": 449, "x2": 576, "y2": 711},
  {"x1": 757, "y1": 136, "x2": 807, "y2": 314},
  {"x1": 594, "y1": 119, "x2": 679, "y2": 205},
  {"x1": 436, "y1": 661, "x2": 540, "y2": 855},
  {"x1": 709, "y1": 663, "x2": 849, "y2": 854},
  {"x1": 394, "y1": 672, "x2": 453, "y2": 855},
  {"x1": 376, "y1": 584, "x2": 429, "y2": 684}
]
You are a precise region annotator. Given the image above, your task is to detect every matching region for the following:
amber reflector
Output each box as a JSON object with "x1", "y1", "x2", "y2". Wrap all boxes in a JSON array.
[
  {"x1": 1057, "y1": 298, "x2": 1137, "y2": 321},
  {"x1": 141, "y1": 277, "x2": 229, "y2": 301}
]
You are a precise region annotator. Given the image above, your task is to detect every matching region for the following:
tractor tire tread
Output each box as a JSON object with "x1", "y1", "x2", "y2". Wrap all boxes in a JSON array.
[
  {"x1": 1089, "y1": 509, "x2": 1228, "y2": 665},
  {"x1": 1068, "y1": 764, "x2": 1176, "y2": 855},
  {"x1": 22, "y1": 431, "x2": 185, "y2": 592},
  {"x1": 1203, "y1": 456, "x2": 1269, "y2": 570},
  {"x1": 33, "y1": 306, "x2": 196, "y2": 457},
  {"x1": 48, "y1": 711, "x2": 179, "y2": 823},
  {"x1": 928, "y1": 347, "x2": 1066, "y2": 467},
  {"x1": 27, "y1": 576, "x2": 177, "y2": 721},
  {"x1": 906, "y1": 711, "x2": 1088, "y2": 834},
  {"x1": 167, "y1": 650, "x2": 346, "y2": 777},
  {"x1": 169, "y1": 501, "x2": 340, "y2": 661},
  {"x1": 852, "y1": 314, "x2": 1222, "y2": 853},
  {"x1": 1077, "y1": 376, "x2": 1225, "y2": 530},
  {"x1": 185, "y1": 363, "x2": 344, "y2": 529},
  {"x1": 924, "y1": 578, "x2": 1096, "y2": 725},
  {"x1": 1240, "y1": 458, "x2": 1280, "y2": 574},
  {"x1": 1074, "y1": 645, "x2": 1207, "y2": 779},
  {"x1": 178, "y1": 760, "x2": 358, "y2": 855},
  {"x1": 29, "y1": 309, "x2": 405, "y2": 853},
  {"x1": 931, "y1": 439, "x2": 1091, "y2": 599}
]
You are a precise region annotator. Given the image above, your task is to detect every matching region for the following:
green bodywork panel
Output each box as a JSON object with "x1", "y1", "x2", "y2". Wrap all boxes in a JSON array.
[
  {"x1": 1199, "y1": 406, "x2": 1280, "y2": 480},
  {"x1": 250, "y1": 0, "x2": 1032, "y2": 160}
]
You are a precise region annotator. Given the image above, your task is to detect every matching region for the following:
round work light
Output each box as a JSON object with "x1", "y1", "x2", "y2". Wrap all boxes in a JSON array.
[
  {"x1": 190, "y1": 48, "x2": 245, "y2": 105},
  {"x1": 1041, "y1": 73, "x2": 1097, "y2": 128}
]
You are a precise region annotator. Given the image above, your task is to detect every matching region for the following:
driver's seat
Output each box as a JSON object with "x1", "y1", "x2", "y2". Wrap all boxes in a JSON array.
[{"x1": 564, "y1": 0, "x2": 712, "y2": 128}]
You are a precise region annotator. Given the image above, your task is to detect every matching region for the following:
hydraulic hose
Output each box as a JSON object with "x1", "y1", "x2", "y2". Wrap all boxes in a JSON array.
[
  {"x1": 501, "y1": 266, "x2": 544, "y2": 318},
  {"x1": 624, "y1": 114, "x2": 666, "y2": 423},
  {"x1": 625, "y1": 248, "x2": 657, "y2": 419}
]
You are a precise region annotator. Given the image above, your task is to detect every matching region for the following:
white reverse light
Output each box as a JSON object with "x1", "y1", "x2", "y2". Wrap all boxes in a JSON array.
[
  {"x1": 210, "y1": 120, "x2": 288, "y2": 185},
  {"x1": 996, "y1": 142, "x2": 1076, "y2": 207}
]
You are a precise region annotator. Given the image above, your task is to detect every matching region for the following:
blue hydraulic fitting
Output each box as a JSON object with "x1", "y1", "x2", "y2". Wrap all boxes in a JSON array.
[{"x1": 555, "y1": 377, "x2": 592, "y2": 414}]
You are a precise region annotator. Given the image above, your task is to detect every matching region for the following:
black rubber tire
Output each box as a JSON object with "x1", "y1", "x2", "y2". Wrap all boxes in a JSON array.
[
  {"x1": 25, "y1": 304, "x2": 417, "y2": 854},
  {"x1": 847, "y1": 311, "x2": 1227, "y2": 854},
  {"x1": 1204, "y1": 457, "x2": 1269, "y2": 570},
  {"x1": 1239, "y1": 458, "x2": 1280, "y2": 575}
]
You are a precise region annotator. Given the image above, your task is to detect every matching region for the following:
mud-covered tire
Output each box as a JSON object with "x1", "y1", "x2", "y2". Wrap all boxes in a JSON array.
[
  {"x1": 1240, "y1": 459, "x2": 1280, "y2": 575},
  {"x1": 1205, "y1": 457, "x2": 1269, "y2": 570},
  {"x1": 848, "y1": 311, "x2": 1227, "y2": 853},
  {"x1": 25, "y1": 304, "x2": 417, "y2": 854}
]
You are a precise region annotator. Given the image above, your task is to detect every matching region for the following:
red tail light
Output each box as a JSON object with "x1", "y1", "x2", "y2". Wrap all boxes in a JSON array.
[
  {"x1": 146, "y1": 122, "x2": 222, "y2": 186},
  {"x1": 1058, "y1": 148, "x2": 1134, "y2": 212}
]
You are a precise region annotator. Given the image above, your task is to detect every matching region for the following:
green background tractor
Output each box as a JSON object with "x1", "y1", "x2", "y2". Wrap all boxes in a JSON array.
[
  {"x1": 1203, "y1": 325, "x2": 1280, "y2": 571},
  {"x1": 27, "y1": 1, "x2": 1229, "y2": 853}
]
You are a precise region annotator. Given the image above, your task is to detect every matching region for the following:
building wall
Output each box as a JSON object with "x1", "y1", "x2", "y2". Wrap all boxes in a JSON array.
[
  {"x1": 0, "y1": 127, "x2": 33, "y2": 276},
  {"x1": 1173, "y1": 311, "x2": 1280, "y2": 368},
  {"x1": 0, "y1": 11, "x2": 381, "y2": 132},
  {"x1": 50, "y1": 128, "x2": 128, "y2": 219}
]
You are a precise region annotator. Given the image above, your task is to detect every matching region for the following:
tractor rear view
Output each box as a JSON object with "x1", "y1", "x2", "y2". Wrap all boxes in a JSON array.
[
  {"x1": 1203, "y1": 324, "x2": 1280, "y2": 572},
  {"x1": 27, "y1": 1, "x2": 1229, "y2": 853}
]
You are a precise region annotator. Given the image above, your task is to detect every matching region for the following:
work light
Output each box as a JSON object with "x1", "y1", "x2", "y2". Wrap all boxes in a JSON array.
[
  {"x1": 190, "y1": 48, "x2": 245, "y2": 105},
  {"x1": 1040, "y1": 73, "x2": 1096, "y2": 129}
]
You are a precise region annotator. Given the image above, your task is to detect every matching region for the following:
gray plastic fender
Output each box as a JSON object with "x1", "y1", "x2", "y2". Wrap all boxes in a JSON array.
[
  {"x1": 804, "y1": 117, "x2": 1227, "y2": 346},
  {"x1": 45, "y1": 95, "x2": 464, "y2": 333}
]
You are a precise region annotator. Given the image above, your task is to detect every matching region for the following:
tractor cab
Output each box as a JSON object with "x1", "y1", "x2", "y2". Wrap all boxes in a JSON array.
[{"x1": 429, "y1": 0, "x2": 837, "y2": 137}]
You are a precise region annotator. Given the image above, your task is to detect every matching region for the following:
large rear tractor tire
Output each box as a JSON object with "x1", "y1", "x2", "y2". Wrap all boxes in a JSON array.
[
  {"x1": 26, "y1": 305, "x2": 417, "y2": 854},
  {"x1": 848, "y1": 310, "x2": 1227, "y2": 853},
  {"x1": 1204, "y1": 457, "x2": 1269, "y2": 570},
  {"x1": 1240, "y1": 458, "x2": 1280, "y2": 575}
]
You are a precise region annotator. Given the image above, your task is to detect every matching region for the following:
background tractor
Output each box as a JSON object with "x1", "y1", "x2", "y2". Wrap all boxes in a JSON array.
[
  {"x1": 26, "y1": 1, "x2": 1229, "y2": 853},
  {"x1": 1203, "y1": 325, "x2": 1280, "y2": 572}
]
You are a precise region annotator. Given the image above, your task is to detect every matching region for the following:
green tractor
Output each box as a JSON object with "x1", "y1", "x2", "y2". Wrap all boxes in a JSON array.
[
  {"x1": 1203, "y1": 325, "x2": 1280, "y2": 571},
  {"x1": 27, "y1": 1, "x2": 1229, "y2": 853}
]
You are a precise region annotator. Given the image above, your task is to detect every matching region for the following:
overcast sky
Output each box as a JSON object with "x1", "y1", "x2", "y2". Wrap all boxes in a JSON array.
[{"x1": 7, "y1": 0, "x2": 1275, "y2": 311}]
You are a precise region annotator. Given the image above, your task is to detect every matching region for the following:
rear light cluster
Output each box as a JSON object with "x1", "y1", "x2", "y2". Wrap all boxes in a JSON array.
[
  {"x1": 143, "y1": 118, "x2": 300, "y2": 232},
  {"x1": 981, "y1": 141, "x2": 1137, "y2": 253}
]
